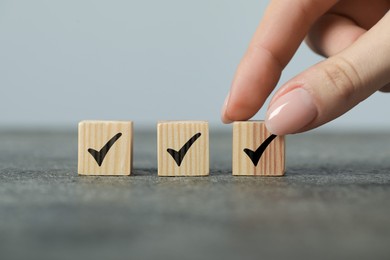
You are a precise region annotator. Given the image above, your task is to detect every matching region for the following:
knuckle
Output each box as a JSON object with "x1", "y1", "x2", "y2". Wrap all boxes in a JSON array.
[
  {"x1": 249, "y1": 44, "x2": 284, "y2": 71},
  {"x1": 321, "y1": 57, "x2": 362, "y2": 102}
]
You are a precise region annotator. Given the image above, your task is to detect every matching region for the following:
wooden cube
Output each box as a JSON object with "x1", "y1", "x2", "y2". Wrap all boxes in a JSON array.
[
  {"x1": 232, "y1": 121, "x2": 285, "y2": 176},
  {"x1": 78, "y1": 120, "x2": 133, "y2": 176},
  {"x1": 157, "y1": 121, "x2": 209, "y2": 176}
]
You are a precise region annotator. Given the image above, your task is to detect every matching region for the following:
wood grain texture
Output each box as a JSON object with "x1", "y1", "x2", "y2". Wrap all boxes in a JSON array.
[
  {"x1": 78, "y1": 120, "x2": 133, "y2": 176},
  {"x1": 158, "y1": 121, "x2": 209, "y2": 176},
  {"x1": 232, "y1": 121, "x2": 285, "y2": 176}
]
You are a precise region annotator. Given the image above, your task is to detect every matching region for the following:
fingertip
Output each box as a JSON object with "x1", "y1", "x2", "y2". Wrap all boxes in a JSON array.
[
  {"x1": 265, "y1": 88, "x2": 317, "y2": 135},
  {"x1": 222, "y1": 100, "x2": 258, "y2": 124},
  {"x1": 221, "y1": 116, "x2": 233, "y2": 124},
  {"x1": 221, "y1": 93, "x2": 234, "y2": 124}
]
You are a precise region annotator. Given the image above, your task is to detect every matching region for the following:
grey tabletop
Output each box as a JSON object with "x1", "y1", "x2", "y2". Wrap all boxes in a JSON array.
[{"x1": 0, "y1": 130, "x2": 389, "y2": 260}]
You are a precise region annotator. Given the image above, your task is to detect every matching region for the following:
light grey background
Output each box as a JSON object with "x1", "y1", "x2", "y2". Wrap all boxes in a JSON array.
[{"x1": 0, "y1": 0, "x2": 388, "y2": 131}]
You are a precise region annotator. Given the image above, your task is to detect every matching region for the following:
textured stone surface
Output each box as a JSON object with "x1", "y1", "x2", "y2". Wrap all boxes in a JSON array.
[{"x1": 0, "y1": 130, "x2": 389, "y2": 260}]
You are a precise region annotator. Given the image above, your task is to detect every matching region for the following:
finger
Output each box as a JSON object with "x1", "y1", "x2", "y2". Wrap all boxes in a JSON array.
[
  {"x1": 380, "y1": 83, "x2": 390, "y2": 92},
  {"x1": 221, "y1": 0, "x2": 338, "y2": 123},
  {"x1": 305, "y1": 13, "x2": 366, "y2": 57},
  {"x1": 265, "y1": 12, "x2": 390, "y2": 135},
  {"x1": 327, "y1": 0, "x2": 390, "y2": 30},
  {"x1": 305, "y1": 0, "x2": 389, "y2": 57}
]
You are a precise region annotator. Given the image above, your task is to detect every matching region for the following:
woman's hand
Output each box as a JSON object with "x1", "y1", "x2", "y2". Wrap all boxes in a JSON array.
[{"x1": 221, "y1": 0, "x2": 390, "y2": 135}]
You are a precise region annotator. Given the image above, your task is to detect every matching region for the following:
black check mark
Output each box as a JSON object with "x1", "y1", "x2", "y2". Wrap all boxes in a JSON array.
[
  {"x1": 167, "y1": 133, "x2": 202, "y2": 166},
  {"x1": 88, "y1": 133, "x2": 122, "y2": 166},
  {"x1": 243, "y1": 134, "x2": 277, "y2": 166}
]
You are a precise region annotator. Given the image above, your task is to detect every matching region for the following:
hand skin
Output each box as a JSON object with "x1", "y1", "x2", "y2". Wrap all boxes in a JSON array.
[{"x1": 221, "y1": 0, "x2": 390, "y2": 135}]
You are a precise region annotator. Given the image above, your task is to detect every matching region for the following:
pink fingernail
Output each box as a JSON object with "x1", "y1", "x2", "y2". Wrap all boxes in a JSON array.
[{"x1": 265, "y1": 88, "x2": 317, "y2": 135}]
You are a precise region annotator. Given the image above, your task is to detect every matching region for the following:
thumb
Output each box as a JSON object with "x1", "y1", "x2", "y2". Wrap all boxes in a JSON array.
[{"x1": 265, "y1": 12, "x2": 390, "y2": 135}]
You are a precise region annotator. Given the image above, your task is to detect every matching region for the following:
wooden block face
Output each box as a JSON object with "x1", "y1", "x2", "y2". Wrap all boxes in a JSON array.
[
  {"x1": 232, "y1": 121, "x2": 285, "y2": 176},
  {"x1": 78, "y1": 121, "x2": 133, "y2": 176},
  {"x1": 158, "y1": 121, "x2": 209, "y2": 176}
]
